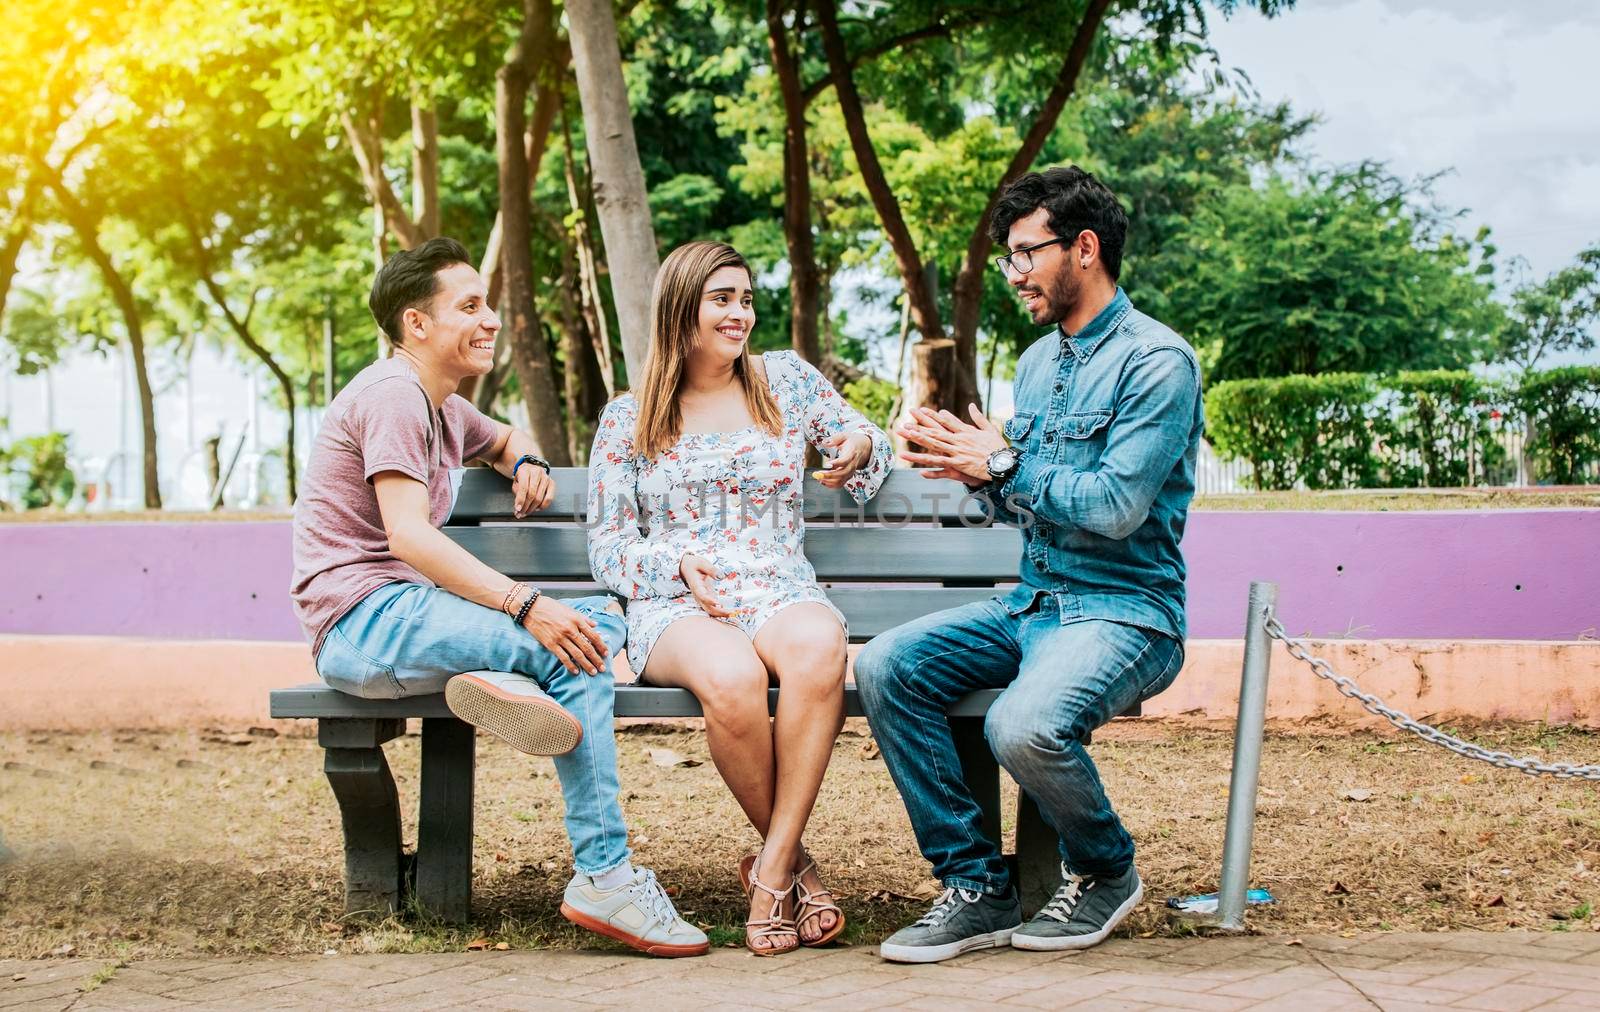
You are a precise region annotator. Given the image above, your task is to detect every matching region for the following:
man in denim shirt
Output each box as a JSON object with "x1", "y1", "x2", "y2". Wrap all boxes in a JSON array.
[{"x1": 856, "y1": 166, "x2": 1203, "y2": 962}]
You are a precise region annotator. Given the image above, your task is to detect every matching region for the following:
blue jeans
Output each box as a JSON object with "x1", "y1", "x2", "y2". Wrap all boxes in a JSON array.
[
  {"x1": 317, "y1": 582, "x2": 631, "y2": 878},
  {"x1": 854, "y1": 594, "x2": 1183, "y2": 895}
]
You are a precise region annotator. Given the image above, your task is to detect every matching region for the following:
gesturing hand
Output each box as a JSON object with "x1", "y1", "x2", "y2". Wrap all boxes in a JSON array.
[
  {"x1": 814, "y1": 432, "x2": 874, "y2": 489},
  {"x1": 896, "y1": 404, "x2": 1007, "y2": 487},
  {"x1": 680, "y1": 554, "x2": 733, "y2": 618},
  {"x1": 522, "y1": 595, "x2": 610, "y2": 675},
  {"x1": 512, "y1": 462, "x2": 555, "y2": 518}
]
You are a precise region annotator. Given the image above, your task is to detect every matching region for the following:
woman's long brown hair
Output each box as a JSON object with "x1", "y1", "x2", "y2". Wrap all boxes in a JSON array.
[{"x1": 632, "y1": 241, "x2": 783, "y2": 459}]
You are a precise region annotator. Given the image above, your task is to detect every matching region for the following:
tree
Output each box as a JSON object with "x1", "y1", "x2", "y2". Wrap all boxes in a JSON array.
[
  {"x1": 567, "y1": 0, "x2": 660, "y2": 383},
  {"x1": 1166, "y1": 166, "x2": 1502, "y2": 381},
  {"x1": 1494, "y1": 244, "x2": 1600, "y2": 373}
]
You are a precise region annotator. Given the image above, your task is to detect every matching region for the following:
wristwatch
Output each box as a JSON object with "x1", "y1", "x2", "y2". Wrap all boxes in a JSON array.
[
  {"x1": 986, "y1": 446, "x2": 1021, "y2": 482},
  {"x1": 513, "y1": 453, "x2": 551, "y2": 478}
]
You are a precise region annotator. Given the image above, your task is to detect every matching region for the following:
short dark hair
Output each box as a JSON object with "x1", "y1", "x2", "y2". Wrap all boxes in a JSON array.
[
  {"x1": 988, "y1": 166, "x2": 1129, "y2": 281},
  {"x1": 368, "y1": 237, "x2": 473, "y2": 345}
]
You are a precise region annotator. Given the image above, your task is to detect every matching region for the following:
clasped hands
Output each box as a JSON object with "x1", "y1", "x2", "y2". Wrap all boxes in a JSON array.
[{"x1": 896, "y1": 405, "x2": 1008, "y2": 487}]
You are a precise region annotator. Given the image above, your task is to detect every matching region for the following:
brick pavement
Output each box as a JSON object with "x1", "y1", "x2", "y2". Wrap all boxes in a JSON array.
[{"x1": 4, "y1": 931, "x2": 1600, "y2": 1011}]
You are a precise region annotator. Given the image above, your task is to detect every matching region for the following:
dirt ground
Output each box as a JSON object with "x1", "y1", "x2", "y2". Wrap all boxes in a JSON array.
[{"x1": 2, "y1": 720, "x2": 1597, "y2": 961}]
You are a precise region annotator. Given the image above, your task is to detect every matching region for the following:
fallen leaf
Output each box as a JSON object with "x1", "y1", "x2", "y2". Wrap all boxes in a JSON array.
[
  {"x1": 320, "y1": 921, "x2": 343, "y2": 934},
  {"x1": 494, "y1": 942, "x2": 510, "y2": 951},
  {"x1": 1484, "y1": 895, "x2": 1506, "y2": 908},
  {"x1": 646, "y1": 748, "x2": 702, "y2": 768},
  {"x1": 1460, "y1": 774, "x2": 1483, "y2": 785},
  {"x1": 11, "y1": 974, "x2": 25, "y2": 982},
  {"x1": 49, "y1": 944, "x2": 76, "y2": 957},
  {"x1": 247, "y1": 726, "x2": 279, "y2": 738},
  {"x1": 663, "y1": 885, "x2": 679, "y2": 896},
  {"x1": 1343, "y1": 788, "x2": 1373, "y2": 802},
  {"x1": 859, "y1": 739, "x2": 881, "y2": 760},
  {"x1": 465, "y1": 938, "x2": 492, "y2": 951},
  {"x1": 1285, "y1": 938, "x2": 1304, "y2": 946},
  {"x1": 202, "y1": 735, "x2": 253, "y2": 747},
  {"x1": 1325, "y1": 881, "x2": 1351, "y2": 896}
]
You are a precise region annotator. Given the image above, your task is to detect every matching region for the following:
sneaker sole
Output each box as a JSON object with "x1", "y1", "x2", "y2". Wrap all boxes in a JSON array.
[
  {"x1": 1011, "y1": 878, "x2": 1144, "y2": 951},
  {"x1": 445, "y1": 674, "x2": 583, "y2": 756},
  {"x1": 559, "y1": 901, "x2": 710, "y2": 958},
  {"x1": 879, "y1": 927, "x2": 1016, "y2": 964}
]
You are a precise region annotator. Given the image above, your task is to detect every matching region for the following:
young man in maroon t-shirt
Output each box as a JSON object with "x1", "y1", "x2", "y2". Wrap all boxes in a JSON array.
[{"x1": 291, "y1": 238, "x2": 706, "y2": 957}]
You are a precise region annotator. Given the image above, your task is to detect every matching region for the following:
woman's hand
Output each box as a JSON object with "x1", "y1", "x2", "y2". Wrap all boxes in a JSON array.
[
  {"x1": 814, "y1": 432, "x2": 874, "y2": 489},
  {"x1": 680, "y1": 554, "x2": 734, "y2": 618},
  {"x1": 522, "y1": 594, "x2": 610, "y2": 675}
]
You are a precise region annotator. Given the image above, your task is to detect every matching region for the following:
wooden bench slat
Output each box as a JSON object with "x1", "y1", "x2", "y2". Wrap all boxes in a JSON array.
[
  {"x1": 451, "y1": 467, "x2": 995, "y2": 524},
  {"x1": 444, "y1": 525, "x2": 1021, "y2": 581}
]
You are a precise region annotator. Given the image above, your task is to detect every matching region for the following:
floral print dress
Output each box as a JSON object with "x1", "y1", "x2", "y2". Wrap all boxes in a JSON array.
[{"x1": 586, "y1": 351, "x2": 893, "y2": 677}]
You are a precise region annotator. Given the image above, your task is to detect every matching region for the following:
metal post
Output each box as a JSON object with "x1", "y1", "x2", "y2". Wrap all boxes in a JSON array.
[{"x1": 1217, "y1": 580, "x2": 1276, "y2": 930}]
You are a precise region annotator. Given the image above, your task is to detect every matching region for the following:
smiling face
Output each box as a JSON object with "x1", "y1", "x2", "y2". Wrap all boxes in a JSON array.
[
  {"x1": 1004, "y1": 207, "x2": 1081, "y2": 327},
  {"x1": 403, "y1": 261, "x2": 501, "y2": 380},
  {"x1": 692, "y1": 264, "x2": 755, "y2": 366}
]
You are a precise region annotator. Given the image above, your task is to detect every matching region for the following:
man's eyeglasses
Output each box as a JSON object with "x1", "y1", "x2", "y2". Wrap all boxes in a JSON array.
[{"x1": 993, "y1": 236, "x2": 1067, "y2": 276}]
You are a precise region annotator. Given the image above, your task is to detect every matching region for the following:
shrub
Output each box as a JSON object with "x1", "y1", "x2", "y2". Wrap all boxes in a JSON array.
[{"x1": 1515, "y1": 366, "x2": 1600, "y2": 485}]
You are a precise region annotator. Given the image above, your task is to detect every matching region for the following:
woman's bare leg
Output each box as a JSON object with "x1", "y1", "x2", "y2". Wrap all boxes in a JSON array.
[
  {"x1": 643, "y1": 616, "x2": 790, "y2": 949},
  {"x1": 753, "y1": 602, "x2": 848, "y2": 942}
]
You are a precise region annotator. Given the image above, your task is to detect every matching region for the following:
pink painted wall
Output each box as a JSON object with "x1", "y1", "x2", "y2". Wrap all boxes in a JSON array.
[{"x1": 1, "y1": 511, "x2": 1596, "y2": 642}]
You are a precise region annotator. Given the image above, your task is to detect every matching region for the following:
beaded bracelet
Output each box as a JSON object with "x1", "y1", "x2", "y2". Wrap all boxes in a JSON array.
[
  {"x1": 501, "y1": 582, "x2": 527, "y2": 617},
  {"x1": 513, "y1": 586, "x2": 541, "y2": 626}
]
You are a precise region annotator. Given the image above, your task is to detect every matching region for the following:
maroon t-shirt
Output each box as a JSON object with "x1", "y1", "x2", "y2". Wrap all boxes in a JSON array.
[{"x1": 291, "y1": 357, "x2": 501, "y2": 656}]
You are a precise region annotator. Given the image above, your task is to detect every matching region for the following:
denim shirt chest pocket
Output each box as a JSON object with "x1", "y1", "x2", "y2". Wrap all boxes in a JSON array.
[
  {"x1": 1041, "y1": 408, "x2": 1113, "y2": 467},
  {"x1": 1003, "y1": 410, "x2": 1038, "y2": 453}
]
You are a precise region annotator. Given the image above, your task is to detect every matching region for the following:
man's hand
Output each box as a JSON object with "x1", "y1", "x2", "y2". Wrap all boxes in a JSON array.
[
  {"x1": 680, "y1": 554, "x2": 733, "y2": 618},
  {"x1": 522, "y1": 595, "x2": 610, "y2": 675},
  {"x1": 814, "y1": 432, "x2": 873, "y2": 489},
  {"x1": 896, "y1": 404, "x2": 1007, "y2": 487},
  {"x1": 512, "y1": 461, "x2": 555, "y2": 518}
]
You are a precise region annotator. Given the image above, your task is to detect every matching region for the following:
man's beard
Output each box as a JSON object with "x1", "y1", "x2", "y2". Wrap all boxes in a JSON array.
[{"x1": 1031, "y1": 265, "x2": 1080, "y2": 327}]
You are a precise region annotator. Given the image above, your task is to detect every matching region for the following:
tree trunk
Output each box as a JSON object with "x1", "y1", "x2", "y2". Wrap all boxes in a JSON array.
[
  {"x1": 410, "y1": 103, "x2": 441, "y2": 238},
  {"x1": 948, "y1": 0, "x2": 1112, "y2": 385},
  {"x1": 766, "y1": 0, "x2": 822, "y2": 363},
  {"x1": 466, "y1": 70, "x2": 562, "y2": 409},
  {"x1": 908, "y1": 339, "x2": 961, "y2": 435},
  {"x1": 498, "y1": 0, "x2": 571, "y2": 465},
  {"x1": 48, "y1": 181, "x2": 161, "y2": 508},
  {"x1": 198, "y1": 278, "x2": 300, "y2": 503},
  {"x1": 342, "y1": 105, "x2": 427, "y2": 252},
  {"x1": 562, "y1": 107, "x2": 616, "y2": 398},
  {"x1": 0, "y1": 182, "x2": 37, "y2": 331},
  {"x1": 565, "y1": 0, "x2": 659, "y2": 385},
  {"x1": 816, "y1": 0, "x2": 943, "y2": 351}
]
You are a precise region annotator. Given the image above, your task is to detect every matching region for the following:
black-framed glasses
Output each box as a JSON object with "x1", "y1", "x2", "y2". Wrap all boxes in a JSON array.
[{"x1": 993, "y1": 236, "x2": 1067, "y2": 276}]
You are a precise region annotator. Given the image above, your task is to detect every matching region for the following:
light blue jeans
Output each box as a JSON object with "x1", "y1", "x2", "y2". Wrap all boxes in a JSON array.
[
  {"x1": 317, "y1": 582, "x2": 631, "y2": 877},
  {"x1": 854, "y1": 593, "x2": 1183, "y2": 895}
]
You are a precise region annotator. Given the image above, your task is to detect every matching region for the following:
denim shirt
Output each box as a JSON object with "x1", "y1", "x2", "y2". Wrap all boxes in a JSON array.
[{"x1": 986, "y1": 287, "x2": 1203, "y2": 641}]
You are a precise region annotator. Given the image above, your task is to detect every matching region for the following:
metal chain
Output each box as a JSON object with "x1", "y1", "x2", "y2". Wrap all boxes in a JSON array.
[{"x1": 1262, "y1": 606, "x2": 1600, "y2": 781}]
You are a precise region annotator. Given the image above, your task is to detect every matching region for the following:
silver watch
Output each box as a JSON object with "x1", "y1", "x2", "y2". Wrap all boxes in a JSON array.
[{"x1": 986, "y1": 446, "x2": 1021, "y2": 481}]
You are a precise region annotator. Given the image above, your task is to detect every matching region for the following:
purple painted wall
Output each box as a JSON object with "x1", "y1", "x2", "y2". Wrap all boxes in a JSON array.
[{"x1": 2, "y1": 511, "x2": 1596, "y2": 641}]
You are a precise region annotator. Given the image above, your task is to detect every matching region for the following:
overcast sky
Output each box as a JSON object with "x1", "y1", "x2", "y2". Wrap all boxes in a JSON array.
[{"x1": 1206, "y1": 0, "x2": 1599, "y2": 279}]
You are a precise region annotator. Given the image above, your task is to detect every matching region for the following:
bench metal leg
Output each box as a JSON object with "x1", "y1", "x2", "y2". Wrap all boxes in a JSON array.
[
  {"x1": 1015, "y1": 791, "x2": 1058, "y2": 918},
  {"x1": 415, "y1": 717, "x2": 476, "y2": 923},
  {"x1": 319, "y1": 718, "x2": 405, "y2": 918},
  {"x1": 951, "y1": 716, "x2": 1002, "y2": 852}
]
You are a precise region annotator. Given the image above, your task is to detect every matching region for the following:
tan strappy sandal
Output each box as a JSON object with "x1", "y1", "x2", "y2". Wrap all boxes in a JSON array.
[
  {"x1": 794, "y1": 858, "x2": 846, "y2": 947},
  {"x1": 740, "y1": 854, "x2": 798, "y2": 957}
]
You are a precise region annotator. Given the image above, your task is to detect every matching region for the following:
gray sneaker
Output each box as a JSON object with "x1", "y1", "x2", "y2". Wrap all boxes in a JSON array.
[
  {"x1": 1011, "y1": 864, "x2": 1143, "y2": 951},
  {"x1": 879, "y1": 886, "x2": 1021, "y2": 964}
]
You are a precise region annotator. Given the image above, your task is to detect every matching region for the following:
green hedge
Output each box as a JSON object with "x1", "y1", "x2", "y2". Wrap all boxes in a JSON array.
[{"x1": 1207, "y1": 367, "x2": 1600, "y2": 490}]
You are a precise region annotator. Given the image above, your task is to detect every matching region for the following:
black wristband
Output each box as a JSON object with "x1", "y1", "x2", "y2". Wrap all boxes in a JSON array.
[
  {"x1": 513, "y1": 453, "x2": 550, "y2": 479},
  {"x1": 513, "y1": 586, "x2": 541, "y2": 626}
]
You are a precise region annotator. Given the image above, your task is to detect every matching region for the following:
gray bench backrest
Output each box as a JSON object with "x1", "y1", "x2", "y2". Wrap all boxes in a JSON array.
[{"x1": 448, "y1": 467, "x2": 1021, "y2": 641}]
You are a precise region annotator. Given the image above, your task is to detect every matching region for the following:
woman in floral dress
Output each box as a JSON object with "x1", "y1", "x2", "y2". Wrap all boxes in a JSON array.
[{"x1": 587, "y1": 241, "x2": 892, "y2": 955}]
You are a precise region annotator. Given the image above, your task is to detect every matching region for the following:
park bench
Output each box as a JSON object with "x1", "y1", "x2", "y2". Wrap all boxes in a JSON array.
[{"x1": 270, "y1": 466, "x2": 1139, "y2": 924}]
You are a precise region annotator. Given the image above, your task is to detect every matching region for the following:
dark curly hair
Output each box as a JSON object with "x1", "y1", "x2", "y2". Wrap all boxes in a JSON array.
[{"x1": 988, "y1": 166, "x2": 1129, "y2": 281}]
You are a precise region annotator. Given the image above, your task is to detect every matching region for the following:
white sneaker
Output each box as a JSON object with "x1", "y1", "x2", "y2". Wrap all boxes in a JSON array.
[
  {"x1": 444, "y1": 671, "x2": 583, "y2": 756},
  {"x1": 560, "y1": 868, "x2": 710, "y2": 958}
]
